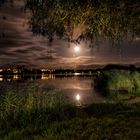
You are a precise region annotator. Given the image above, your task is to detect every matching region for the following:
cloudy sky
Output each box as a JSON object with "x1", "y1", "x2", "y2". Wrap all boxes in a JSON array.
[{"x1": 0, "y1": 0, "x2": 140, "y2": 68}]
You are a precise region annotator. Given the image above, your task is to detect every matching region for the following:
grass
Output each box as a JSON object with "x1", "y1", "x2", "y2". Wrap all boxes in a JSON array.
[
  {"x1": 95, "y1": 70, "x2": 140, "y2": 98},
  {"x1": 0, "y1": 88, "x2": 140, "y2": 140}
]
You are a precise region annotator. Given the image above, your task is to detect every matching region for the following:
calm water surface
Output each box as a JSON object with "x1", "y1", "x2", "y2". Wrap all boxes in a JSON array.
[{"x1": 0, "y1": 74, "x2": 106, "y2": 105}]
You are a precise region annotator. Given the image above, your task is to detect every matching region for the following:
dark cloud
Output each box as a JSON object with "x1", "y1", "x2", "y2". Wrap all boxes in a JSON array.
[
  {"x1": 36, "y1": 56, "x2": 56, "y2": 61},
  {"x1": 27, "y1": 46, "x2": 45, "y2": 52},
  {"x1": 13, "y1": 49, "x2": 30, "y2": 54},
  {"x1": 12, "y1": 60, "x2": 30, "y2": 65},
  {"x1": 0, "y1": 52, "x2": 17, "y2": 57}
]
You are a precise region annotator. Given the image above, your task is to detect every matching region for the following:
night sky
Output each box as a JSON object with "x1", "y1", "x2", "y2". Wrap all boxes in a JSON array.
[{"x1": 0, "y1": 0, "x2": 140, "y2": 68}]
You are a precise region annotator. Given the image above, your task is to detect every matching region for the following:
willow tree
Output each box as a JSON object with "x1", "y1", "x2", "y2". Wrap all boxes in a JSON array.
[{"x1": 26, "y1": 0, "x2": 140, "y2": 44}]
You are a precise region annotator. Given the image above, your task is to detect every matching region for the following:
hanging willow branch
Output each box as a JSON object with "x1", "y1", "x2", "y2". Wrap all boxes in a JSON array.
[{"x1": 25, "y1": 0, "x2": 140, "y2": 44}]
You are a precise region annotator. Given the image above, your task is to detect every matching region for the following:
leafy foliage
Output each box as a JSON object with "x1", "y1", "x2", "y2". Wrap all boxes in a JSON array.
[{"x1": 26, "y1": 0, "x2": 140, "y2": 43}]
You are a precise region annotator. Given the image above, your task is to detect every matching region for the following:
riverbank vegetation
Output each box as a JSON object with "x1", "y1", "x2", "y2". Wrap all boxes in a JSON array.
[
  {"x1": 95, "y1": 70, "x2": 140, "y2": 98},
  {"x1": 94, "y1": 69, "x2": 140, "y2": 102},
  {"x1": 0, "y1": 88, "x2": 140, "y2": 140}
]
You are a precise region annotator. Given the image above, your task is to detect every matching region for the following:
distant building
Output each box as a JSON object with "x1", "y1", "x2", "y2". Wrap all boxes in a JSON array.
[
  {"x1": 41, "y1": 69, "x2": 51, "y2": 74},
  {"x1": 13, "y1": 69, "x2": 18, "y2": 74}
]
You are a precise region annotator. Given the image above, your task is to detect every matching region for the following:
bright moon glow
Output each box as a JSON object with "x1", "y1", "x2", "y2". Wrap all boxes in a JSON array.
[
  {"x1": 74, "y1": 46, "x2": 80, "y2": 52},
  {"x1": 76, "y1": 94, "x2": 81, "y2": 101}
]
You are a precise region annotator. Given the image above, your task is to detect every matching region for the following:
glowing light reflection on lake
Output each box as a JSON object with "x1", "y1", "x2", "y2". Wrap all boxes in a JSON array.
[{"x1": 0, "y1": 74, "x2": 105, "y2": 105}]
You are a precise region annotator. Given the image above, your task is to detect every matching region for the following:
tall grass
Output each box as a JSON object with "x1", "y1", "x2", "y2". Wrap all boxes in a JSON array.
[
  {"x1": 0, "y1": 88, "x2": 71, "y2": 137},
  {"x1": 0, "y1": 88, "x2": 68, "y2": 118},
  {"x1": 0, "y1": 87, "x2": 140, "y2": 139},
  {"x1": 95, "y1": 70, "x2": 140, "y2": 96}
]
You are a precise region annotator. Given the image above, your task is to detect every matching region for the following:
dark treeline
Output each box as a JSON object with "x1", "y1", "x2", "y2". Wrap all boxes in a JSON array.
[
  {"x1": 0, "y1": 67, "x2": 97, "y2": 75},
  {"x1": 103, "y1": 64, "x2": 139, "y2": 71},
  {"x1": 0, "y1": 64, "x2": 140, "y2": 75}
]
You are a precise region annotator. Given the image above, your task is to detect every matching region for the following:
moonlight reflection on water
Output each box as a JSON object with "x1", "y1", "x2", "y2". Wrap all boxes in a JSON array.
[{"x1": 0, "y1": 74, "x2": 106, "y2": 105}]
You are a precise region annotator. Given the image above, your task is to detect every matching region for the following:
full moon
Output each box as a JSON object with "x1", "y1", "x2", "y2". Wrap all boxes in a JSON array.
[
  {"x1": 76, "y1": 94, "x2": 81, "y2": 101},
  {"x1": 74, "y1": 45, "x2": 80, "y2": 52}
]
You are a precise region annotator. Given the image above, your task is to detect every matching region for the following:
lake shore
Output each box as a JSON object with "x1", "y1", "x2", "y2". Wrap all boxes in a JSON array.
[{"x1": 0, "y1": 89, "x2": 140, "y2": 140}]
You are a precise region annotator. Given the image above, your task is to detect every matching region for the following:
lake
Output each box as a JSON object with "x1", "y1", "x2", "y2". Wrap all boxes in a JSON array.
[{"x1": 0, "y1": 74, "x2": 108, "y2": 105}]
